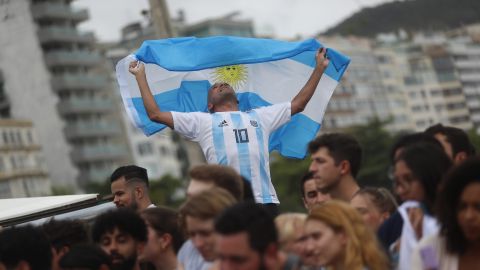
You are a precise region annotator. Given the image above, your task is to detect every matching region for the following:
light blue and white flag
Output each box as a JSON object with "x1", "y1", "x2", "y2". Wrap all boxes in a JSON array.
[{"x1": 116, "y1": 36, "x2": 350, "y2": 159}]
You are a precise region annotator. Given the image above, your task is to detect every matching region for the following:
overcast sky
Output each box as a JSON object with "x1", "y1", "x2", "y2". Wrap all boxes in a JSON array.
[{"x1": 73, "y1": 0, "x2": 391, "y2": 42}]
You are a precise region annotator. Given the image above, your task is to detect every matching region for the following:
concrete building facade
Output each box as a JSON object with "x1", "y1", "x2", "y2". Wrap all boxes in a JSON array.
[
  {"x1": 0, "y1": 119, "x2": 51, "y2": 198},
  {"x1": 30, "y1": 0, "x2": 132, "y2": 185},
  {"x1": 102, "y1": 21, "x2": 183, "y2": 180},
  {"x1": 447, "y1": 25, "x2": 480, "y2": 132},
  {"x1": 0, "y1": 0, "x2": 133, "y2": 191},
  {"x1": 0, "y1": 0, "x2": 78, "y2": 190},
  {"x1": 319, "y1": 36, "x2": 398, "y2": 131}
]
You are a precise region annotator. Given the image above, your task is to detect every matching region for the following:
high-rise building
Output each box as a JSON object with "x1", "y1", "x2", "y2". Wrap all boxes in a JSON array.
[
  {"x1": 399, "y1": 34, "x2": 472, "y2": 131},
  {"x1": 0, "y1": 0, "x2": 78, "y2": 190},
  {"x1": 176, "y1": 11, "x2": 254, "y2": 37},
  {"x1": 319, "y1": 36, "x2": 401, "y2": 131},
  {"x1": 374, "y1": 45, "x2": 415, "y2": 131},
  {"x1": 0, "y1": 0, "x2": 132, "y2": 191},
  {"x1": 447, "y1": 25, "x2": 480, "y2": 132},
  {"x1": 101, "y1": 20, "x2": 182, "y2": 180},
  {"x1": 30, "y1": 0, "x2": 132, "y2": 185},
  {"x1": 318, "y1": 33, "x2": 475, "y2": 133}
]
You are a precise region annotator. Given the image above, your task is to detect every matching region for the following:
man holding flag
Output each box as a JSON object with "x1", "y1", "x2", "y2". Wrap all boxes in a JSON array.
[
  {"x1": 117, "y1": 37, "x2": 350, "y2": 212},
  {"x1": 127, "y1": 47, "x2": 328, "y2": 212}
]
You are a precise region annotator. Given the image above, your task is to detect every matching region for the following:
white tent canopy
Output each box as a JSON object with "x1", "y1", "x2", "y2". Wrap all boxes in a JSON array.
[{"x1": 0, "y1": 194, "x2": 114, "y2": 227}]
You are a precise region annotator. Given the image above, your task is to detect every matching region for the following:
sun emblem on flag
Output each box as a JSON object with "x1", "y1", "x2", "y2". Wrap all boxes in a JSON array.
[{"x1": 212, "y1": 65, "x2": 248, "y2": 90}]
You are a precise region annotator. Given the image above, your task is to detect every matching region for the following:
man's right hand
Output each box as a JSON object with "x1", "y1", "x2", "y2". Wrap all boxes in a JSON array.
[{"x1": 129, "y1": 60, "x2": 145, "y2": 77}]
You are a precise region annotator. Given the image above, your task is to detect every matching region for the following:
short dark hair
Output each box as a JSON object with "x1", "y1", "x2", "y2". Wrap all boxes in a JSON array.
[
  {"x1": 214, "y1": 202, "x2": 277, "y2": 255},
  {"x1": 141, "y1": 207, "x2": 185, "y2": 254},
  {"x1": 396, "y1": 142, "x2": 452, "y2": 213},
  {"x1": 42, "y1": 219, "x2": 88, "y2": 252},
  {"x1": 0, "y1": 225, "x2": 52, "y2": 270},
  {"x1": 436, "y1": 157, "x2": 480, "y2": 254},
  {"x1": 308, "y1": 133, "x2": 362, "y2": 177},
  {"x1": 189, "y1": 164, "x2": 243, "y2": 200},
  {"x1": 59, "y1": 244, "x2": 111, "y2": 270},
  {"x1": 300, "y1": 171, "x2": 315, "y2": 198},
  {"x1": 110, "y1": 165, "x2": 149, "y2": 186},
  {"x1": 389, "y1": 132, "x2": 441, "y2": 162},
  {"x1": 92, "y1": 208, "x2": 147, "y2": 243},
  {"x1": 425, "y1": 123, "x2": 476, "y2": 157}
]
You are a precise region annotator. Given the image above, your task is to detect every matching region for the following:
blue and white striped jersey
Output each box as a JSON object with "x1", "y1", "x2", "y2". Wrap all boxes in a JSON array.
[{"x1": 172, "y1": 102, "x2": 291, "y2": 204}]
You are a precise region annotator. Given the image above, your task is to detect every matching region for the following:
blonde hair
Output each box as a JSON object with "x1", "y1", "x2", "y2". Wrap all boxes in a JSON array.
[
  {"x1": 179, "y1": 187, "x2": 237, "y2": 231},
  {"x1": 308, "y1": 200, "x2": 389, "y2": 270},
  {"x1": 275, "y1": 213, "x2": 307, "y2": 250}
]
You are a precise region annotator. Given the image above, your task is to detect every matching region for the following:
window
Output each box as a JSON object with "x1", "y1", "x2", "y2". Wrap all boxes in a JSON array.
[
  {"x1": 159, "y1": 146, "x2": 168, "y2": 156},
  {"x1": 0, "y1": 182, "x2": 11, "y2": 198},
  {"x1": 27, "y1": 131, "x2": 33, "y2": 144},
  {"x1": 137, "y1": 142, "x2": 153, "y2": 156}
]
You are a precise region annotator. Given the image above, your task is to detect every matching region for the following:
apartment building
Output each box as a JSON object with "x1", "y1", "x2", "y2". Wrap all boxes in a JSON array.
[{"x1": 0, "y1": 119, "x2": 51, "y2": 198}]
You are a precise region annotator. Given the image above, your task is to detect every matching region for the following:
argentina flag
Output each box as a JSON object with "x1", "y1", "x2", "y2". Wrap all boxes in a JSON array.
[{"x1": 116, "y1": 36, "x2": 350, "y2": 159}]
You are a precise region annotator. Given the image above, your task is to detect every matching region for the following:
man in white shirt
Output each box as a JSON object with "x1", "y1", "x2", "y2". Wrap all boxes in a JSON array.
[{"x1": 129, "y1": 48, "x2": 329, "y2": 209}]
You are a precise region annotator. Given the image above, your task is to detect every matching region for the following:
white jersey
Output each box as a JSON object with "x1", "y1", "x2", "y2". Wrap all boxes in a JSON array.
[{"x1": 172, "y1": 102, "x2": 291, "y2": 204}]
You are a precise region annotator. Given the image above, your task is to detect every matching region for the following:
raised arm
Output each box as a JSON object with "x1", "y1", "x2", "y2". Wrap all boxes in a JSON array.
[
  {"x1": 129, "y1": 61, "x2": 174, "y2": 129},
  {"x1": 290, "y1": 48, "x2": 330, "y2": 115}
]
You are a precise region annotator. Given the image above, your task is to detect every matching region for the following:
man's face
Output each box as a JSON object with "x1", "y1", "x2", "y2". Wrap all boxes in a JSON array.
[
  {"x1": 207, "y1": 83, "x2": 236, "y2": 111},
  {"x1": 185, "y1": 216, "x2": 216, "y2": 261},
  {"x1": 111, "y1": 177, "x2": 136, "y2": 209},
  {"x1": 186, "y1": 179, "x2": 214, "y2": 198},
  {"x1": 215, "y1": 232, "x2": 264, "y2": 270},
  {"x1": 99, "y1": 228, "x2": 139, "y2": 270},
  {"x1": 309, "y1": 147, "x2": 343, "y2": 194},
  {"x1": 302, "y1": 178, "x2": 331, "y2": 210}
]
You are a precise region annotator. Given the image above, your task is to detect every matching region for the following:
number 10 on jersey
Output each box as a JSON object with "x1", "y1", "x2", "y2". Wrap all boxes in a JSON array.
[{"x1": 233, "y1": 129, "x2": 249, "y2": 143}]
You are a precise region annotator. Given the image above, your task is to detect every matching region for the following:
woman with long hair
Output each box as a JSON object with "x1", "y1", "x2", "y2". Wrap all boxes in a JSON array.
[
  {"x1": 304, "y1": 200, "x2": 389, "y2": 270},
  {"x1": 412, "y1": 157, "x2": 480, "y2": 269},
  {"x1": 388, "y1": 142, "x2": 452, "y2": 270}
]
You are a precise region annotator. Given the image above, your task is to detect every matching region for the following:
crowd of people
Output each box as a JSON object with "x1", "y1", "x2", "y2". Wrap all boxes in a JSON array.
[
  {"x1": 2, "y1": 49, "x2": 480, "y2": 269},
  {"x1": 1, "y1": 123, "x2": 480, "y2": 270}
]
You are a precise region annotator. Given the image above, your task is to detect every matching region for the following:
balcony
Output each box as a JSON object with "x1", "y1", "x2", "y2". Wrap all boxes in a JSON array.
[
  {"x1": 450, "y1": 44, "x2": 480, "y2": 55},
  {"x1": 71, "y1": 145, "x2": 128, "y2": 163},
  {"x1": 31, "y1": 2, "x2": 88, "y2": 22},
  {"x1": 455, "y1": 60, "x2": 480, "y2": 69},
  {"x1": 51, "y1": 74, "x2": 108, "y2": 91},
  {"x1": 57, "y1": 98, "x2": 114, "y2": 115},
  {"x1": 459, "y1": 73, "x2": 480, "y2": 83},
  {"x1": 64, "y1": 122, "x2": 121, "y2": 139},
  {"x1": 44, "y1": 50, "x2": 101, "y2": 67},
  {"x1": 38, "y1": 26, "x2": 95, "y2": 44}
]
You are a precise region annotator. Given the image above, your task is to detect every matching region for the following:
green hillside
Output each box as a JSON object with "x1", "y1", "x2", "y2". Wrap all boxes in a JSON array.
[{"x1": 325, "y1": 0, "x2": 480, "y2": 37}]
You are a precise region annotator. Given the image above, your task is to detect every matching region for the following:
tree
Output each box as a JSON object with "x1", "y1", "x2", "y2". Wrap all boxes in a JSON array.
[
  {"x1": 270, "y1": 153, "x2": 310, "y2": 213},
  {"x1": 347, "y1": 118, "x2": 395, "y2": 189},
  {"x1": 149, "y1": 174, "x2": 185, "y2": 208},
  {"x1": 467, "y1": 128, "x2": 480, "y2": 153}
]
